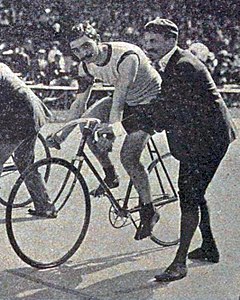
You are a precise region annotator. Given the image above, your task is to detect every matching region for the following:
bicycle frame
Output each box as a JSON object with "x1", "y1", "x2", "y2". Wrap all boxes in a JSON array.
[
  {"x1": 57, "y1": 120, "x2": 178, "y2": 226},
  {"x1": 73, "y1": 125, "x2": 125, "y2": 214}
]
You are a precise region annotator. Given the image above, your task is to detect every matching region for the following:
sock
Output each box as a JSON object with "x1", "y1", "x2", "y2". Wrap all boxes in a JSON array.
[
  {"x1": 103, "y1": 166, "x2": 118, "y2": 182},
  {"x1": 174, "y1": 205, "x2": 199, "y2": 265},
  {"x1": 199, "y1": 202, "x2": 216, "y2": 249}
]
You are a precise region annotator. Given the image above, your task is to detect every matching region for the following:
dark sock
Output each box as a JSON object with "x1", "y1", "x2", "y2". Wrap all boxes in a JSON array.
[
  {"x1": 140, "y1": 202, "x2": 155, "y2": 222},
  {"x1": 199, "y1": 203, "x2": 216, "y2": 249},
  {"x1": 174, "y1": 206, "x2": 199, "y2": 265},
  {"x1": 103, "y1": 165, "x2": 117, "y2": 181}
]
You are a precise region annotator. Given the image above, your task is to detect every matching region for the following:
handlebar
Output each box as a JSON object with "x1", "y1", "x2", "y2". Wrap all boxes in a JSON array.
[
  {"x1": 54, "y1": 117, "x2": 101, "y2": 136},
  {"x1": 45, "y1": 117, "x2": 102, "y2": 150}
]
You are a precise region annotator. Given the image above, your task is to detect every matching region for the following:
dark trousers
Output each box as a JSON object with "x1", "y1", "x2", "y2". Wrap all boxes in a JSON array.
[
  {"x1": 178, "y1": 147, "x2": 228, "y2": 210},
  {"x1": 0, "y1": 133, "x2": 50, "y2": 210},
  {"x1": 173, "y1": 146, "x2": 228, "y2": 264}
]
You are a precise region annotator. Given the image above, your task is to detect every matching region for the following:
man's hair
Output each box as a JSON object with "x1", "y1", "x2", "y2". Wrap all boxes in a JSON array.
[
  {"x1": 67, "y1": 21, "x2": 100, "y2": 43},
  {"x1": 144, "y1": 18, "x2": 178, "y2": 40}
]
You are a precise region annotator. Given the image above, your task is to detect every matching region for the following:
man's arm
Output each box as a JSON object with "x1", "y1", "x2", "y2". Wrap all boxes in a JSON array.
[
  {"x1": 108, "y1": 55, "x2": 139, "y2": 135},
  {"x1": 67, "y1": 84, "x2": 92, "y2": 121}
]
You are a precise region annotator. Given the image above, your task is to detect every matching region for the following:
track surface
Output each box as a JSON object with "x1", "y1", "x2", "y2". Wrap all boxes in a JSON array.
[{"x1": 0, "y1": 113, "x2": 239, "y2": 300}]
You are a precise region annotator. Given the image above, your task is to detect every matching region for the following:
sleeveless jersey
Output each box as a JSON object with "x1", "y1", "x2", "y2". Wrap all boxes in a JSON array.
[{"x1": 78, "y1": 42, "x2": 162, "y2": 106}]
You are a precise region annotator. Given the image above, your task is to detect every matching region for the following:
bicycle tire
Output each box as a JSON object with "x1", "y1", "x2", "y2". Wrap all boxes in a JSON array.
[
  {"x1": 148, "y1": 158, "x2": 180, "y2": 247},
  {"x1": 0, "y1": 133, "x2": 51, "y2": 208},
  {"x1": 6, "y1": 157, "x2": 91, "y2": 269}
]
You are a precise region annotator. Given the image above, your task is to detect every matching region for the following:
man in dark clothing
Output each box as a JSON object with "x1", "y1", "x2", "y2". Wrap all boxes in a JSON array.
[
  {"x1": 0, "y1": 62, "x2": 55, "y2": 217},
  {"x1": 144, "y1": 18, "x2": 237, "y2": 282}
]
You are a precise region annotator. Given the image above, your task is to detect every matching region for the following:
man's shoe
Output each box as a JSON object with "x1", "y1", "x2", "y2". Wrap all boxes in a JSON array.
[
  {"x1": 134, "y1": 204, "x2": 159, "y2": 240},
  {"x1": 28, "y1": 204, "x2": 57, "y2": 218},
  {"x1": 155, "y1": 263, "x2": 187, "y2": 282},
  {"x1": 90, "y1": 175, "x2": 119, "y2": 197},
  {"x1": 188, "y1": 247, "x2": 219, "y2": 263}
]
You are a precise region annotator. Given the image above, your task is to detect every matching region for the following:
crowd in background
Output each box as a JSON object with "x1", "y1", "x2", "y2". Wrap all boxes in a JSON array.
[{"x1": 0, "y1": 0, "x2": 239, "y2": 107}]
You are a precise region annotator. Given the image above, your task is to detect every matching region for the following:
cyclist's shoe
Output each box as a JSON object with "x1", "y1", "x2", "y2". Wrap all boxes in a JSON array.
[
  {"x1": 188, "y1": 245, "x2": 219, "y2": 263},
  {"x1": 134, "y1": 203, "x2": 159, "y2": 240},
  {"x1": 28, "y1": 204, "x2": 57, "y2": 218},
  {"x1": 155, "y1": 262, "x2": 187, "y2": 282},
  {"x1": 90, "y1": 175, "x2": 119, "y2": 197}
]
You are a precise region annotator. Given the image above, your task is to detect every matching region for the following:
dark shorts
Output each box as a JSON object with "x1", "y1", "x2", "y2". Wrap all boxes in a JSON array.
[{"x1": 122, "y1": 103, "x2": 157, "y2": 135}]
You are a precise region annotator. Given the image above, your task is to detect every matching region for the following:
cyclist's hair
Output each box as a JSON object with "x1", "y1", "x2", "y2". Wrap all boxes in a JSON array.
[{"x1": 67, "y1": 21, "x2": 100, "y2": 43}]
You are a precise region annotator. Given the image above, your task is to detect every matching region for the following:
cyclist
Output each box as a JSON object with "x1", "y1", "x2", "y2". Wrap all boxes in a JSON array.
[
  {"x1": 47, "y1": 21, "x2": 163, "y2": 240},
  {"x1": 0, "y1": 62, "x2": 56, "y2": 217}
]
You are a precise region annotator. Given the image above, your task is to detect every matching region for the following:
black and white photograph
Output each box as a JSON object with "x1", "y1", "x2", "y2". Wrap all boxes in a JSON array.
[{"x1": 0, "y1": 1, "x2": 239, "y2": 299}]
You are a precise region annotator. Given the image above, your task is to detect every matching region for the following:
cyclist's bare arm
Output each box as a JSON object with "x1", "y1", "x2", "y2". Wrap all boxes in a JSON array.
[
  {"x1": 95, "y1": 55, "x2": 139, "y2": 151},
  {"x1": 108, "y1": 55, "x2": 139, "y2": 136}
]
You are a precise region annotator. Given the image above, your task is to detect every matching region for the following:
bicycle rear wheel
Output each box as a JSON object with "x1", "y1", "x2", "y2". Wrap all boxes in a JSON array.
[
  {"x1": 0, "y1": 133, "x2": 51, "y2": 208},
  {"x1": 148, "y1": 158, "x2": 180, "y2": 246},
  {"x1": 150, "y1": 197, "x2": 180, "y2": 246},
  {"x1": 6, "y1": 157, "x2": 91, "y2": 269}
]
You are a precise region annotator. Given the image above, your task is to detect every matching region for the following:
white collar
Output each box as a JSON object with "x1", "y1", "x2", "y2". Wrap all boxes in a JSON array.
[{"x1": 158, "y1": 46, "x2": 177, "y2": 71}]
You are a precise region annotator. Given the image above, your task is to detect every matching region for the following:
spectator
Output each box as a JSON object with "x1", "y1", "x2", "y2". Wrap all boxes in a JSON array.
[
  {"x1": 48, "y1": 49, "x2": 66, "y2": 79},
  {"x1": 188, "y1": 42, "x2": 218, "y2": 75},
  {"x1": 31, "y1": 48, "x2": 49, "y2": 84},
  {"x1": 47, "y1": 41, "x2": 61, "y2": 63},
  {"x1": 189, "y1": 42, "x2": 210, "y2": 63},
  {"x1": 0, "y1": 1, "x2": 238, "y2": 89},
  {"x1": 11, "y1": 46, "x2": 31, "y2": 80}
]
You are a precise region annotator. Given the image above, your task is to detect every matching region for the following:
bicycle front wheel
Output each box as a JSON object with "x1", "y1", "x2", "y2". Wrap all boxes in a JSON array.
[{"x1": 6, "y1": 157, "x2": 91, "y2": 269}]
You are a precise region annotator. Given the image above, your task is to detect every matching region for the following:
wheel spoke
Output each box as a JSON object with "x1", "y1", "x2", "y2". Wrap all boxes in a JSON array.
[{"x1": 6, "y1": 158, "x2": 91, "y2": 269}]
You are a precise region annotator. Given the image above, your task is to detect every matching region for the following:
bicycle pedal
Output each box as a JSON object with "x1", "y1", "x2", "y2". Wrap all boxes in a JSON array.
[
  {"x1": 97, "y1": 194, "x2": 106, "y2": 200},
  {"x1": 89, "y1": 188, "x2": 105, "y2": 198}
]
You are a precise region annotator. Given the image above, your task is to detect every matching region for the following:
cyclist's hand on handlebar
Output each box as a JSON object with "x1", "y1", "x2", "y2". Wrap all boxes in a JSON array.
[
  {"x1": 95, "y1": 123, "x2": 116, "y2": 153},
  {"x1": 97, "y1": 123, "x2": 115, "y2": 136},
  {"x1": 46, "y1": 134, "x2": 61, "y2": 150}
]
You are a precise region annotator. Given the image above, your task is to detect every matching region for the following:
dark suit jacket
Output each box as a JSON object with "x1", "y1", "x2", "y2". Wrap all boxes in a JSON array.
[
  {"x1": 155, "y1": 47, "x2": 237, "y2": 162},
  {"x1": 0, "y1": 63, "x2": 52, "y2": 141}
]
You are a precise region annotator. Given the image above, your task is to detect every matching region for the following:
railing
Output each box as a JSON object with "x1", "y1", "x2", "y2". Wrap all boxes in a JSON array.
[
  {"x1": 27, "y1": 83, "x2": 240, "y2": 94},
  {"x1": 27, "y1": 83, "x2": 115, "y2": 92},
  {"x1": 217, "y1": 84, "x2": 240, "y2": 94}
]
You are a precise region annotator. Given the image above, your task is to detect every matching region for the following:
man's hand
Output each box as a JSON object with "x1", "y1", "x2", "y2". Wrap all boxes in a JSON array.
[
  {"x1": 95, "y1": 123, "x2": 116, "y2": 153},
  {"x1": 46, "y1": 134, "x2": 62, "y2": 150}
]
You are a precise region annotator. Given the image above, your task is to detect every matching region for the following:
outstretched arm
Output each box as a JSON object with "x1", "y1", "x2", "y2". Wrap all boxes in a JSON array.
[{"x1": 47, "y1": 75, "x2": 93, "y2": 147}]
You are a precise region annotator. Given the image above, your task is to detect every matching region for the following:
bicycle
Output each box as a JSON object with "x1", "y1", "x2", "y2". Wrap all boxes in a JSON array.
[
  {"x1": 0, "y1": 133, "x2": 51, "y2": 208},
  {"x1": 6, "y1": 118, "x2": 180, "y2": 269}
]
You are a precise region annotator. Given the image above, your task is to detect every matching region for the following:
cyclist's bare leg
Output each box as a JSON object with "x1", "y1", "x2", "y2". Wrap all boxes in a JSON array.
[
  {"x1": 120, "y1": 130, "x2": 159, "y2": 240},
  {"x1": 120, "y1": 130, "x2": 152, "y2": 204}
]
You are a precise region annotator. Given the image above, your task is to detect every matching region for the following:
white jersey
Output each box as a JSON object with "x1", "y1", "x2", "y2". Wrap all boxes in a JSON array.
[{"x1": 78, "y1": 42, "x2": 162, "y2": 106}]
